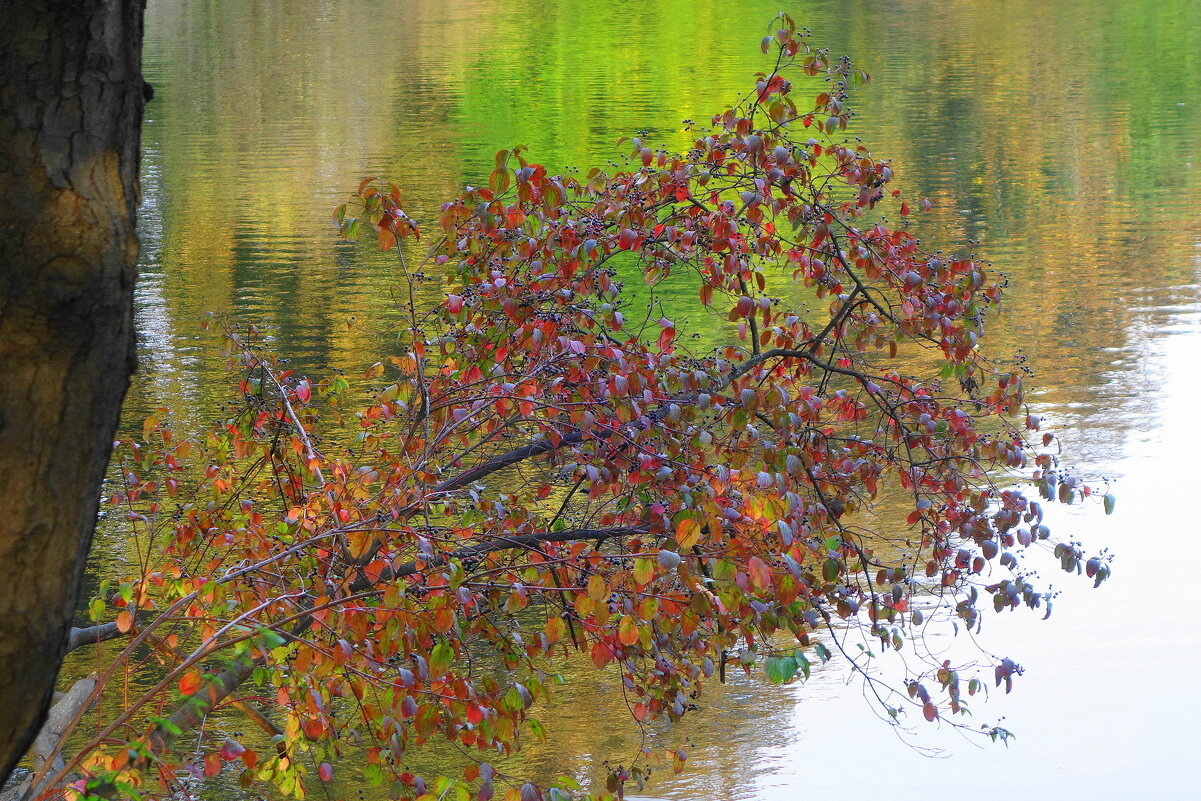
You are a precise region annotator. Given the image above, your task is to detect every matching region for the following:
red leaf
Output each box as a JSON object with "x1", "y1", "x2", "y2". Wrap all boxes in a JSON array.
[
  {"x1": 219, "y1": 738, "x2": 245, "y2": 761},
  {"x1": 591, "y1": 642, "x2": 613, "y2": 669},
  {"x1": 748, "y1": 556, "x2": 772, "y2": 590},
  {"x1": 295, "y1": 380, "x2": 311, "y2": 404},
  {"x1": 658, "y1": 326, "x2": 675, "y2": 352}
]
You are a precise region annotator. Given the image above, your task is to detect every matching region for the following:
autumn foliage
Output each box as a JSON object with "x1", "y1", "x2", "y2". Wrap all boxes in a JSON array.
[{"x1": 25, "y1": 16, "x2": 1111, "y2": 801}]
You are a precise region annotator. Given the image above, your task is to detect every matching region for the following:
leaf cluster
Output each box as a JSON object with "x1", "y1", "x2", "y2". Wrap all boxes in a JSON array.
[{"x1": 38, "y1": 16, "x2": 1112, "y2": 801}]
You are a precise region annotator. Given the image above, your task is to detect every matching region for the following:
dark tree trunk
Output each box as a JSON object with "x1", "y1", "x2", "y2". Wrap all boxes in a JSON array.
[{"x1": 0, "y1": 0, "x2": 144, "y2": 783}]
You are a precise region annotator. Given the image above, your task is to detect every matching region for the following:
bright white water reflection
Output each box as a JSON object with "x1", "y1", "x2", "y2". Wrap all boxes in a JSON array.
[{"x1": 729, "y1": 299, "x2": 1201, "y2": 800}]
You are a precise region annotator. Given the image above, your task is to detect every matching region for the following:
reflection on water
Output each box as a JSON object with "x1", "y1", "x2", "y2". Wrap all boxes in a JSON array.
[{"x1": 88, "y1": 0, "x2": 1201, "y2": 797}]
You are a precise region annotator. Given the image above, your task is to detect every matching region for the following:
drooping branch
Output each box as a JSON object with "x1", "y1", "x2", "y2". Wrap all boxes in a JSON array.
[{"x1": 45, "y1": 20, "x2": 1112, "y2": 797}]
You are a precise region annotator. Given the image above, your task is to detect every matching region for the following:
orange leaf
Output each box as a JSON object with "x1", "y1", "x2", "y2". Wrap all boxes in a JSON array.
[
  {"x1": 433, "y1": 607, "x2": 455, "y2": 633},
  {"x1": 178, "y1": 671, "x2": 202, "y2": 696},
  {"x1": 377, "y1": 225, "x2": 396, "y2": 251},
  {"x1": 618, "y1": 615, "x2": 639, "y2": 646}
]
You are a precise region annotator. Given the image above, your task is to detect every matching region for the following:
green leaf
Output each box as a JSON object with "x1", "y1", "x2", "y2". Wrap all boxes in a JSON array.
[
  {"x1": 528, "y1": 718, "x2": 547, "y2": 742},
  {"x1": 429, "y1": 642, "x2": 454, "y2": 677},
  {"x1": 764, "y1": 653, "x2": 798, "y2": 684},
  {"x1": 255, "y1": 626, "x2": 286, "y2": 650},
  {"x1": 822, "y1": 557, "x2": 841, "y2": 582},
  {"x1": 712, "y1": 558, "x2": 736, "y2": 581},
  {"x1": 87, "y1": 598, "x2": 106, "y2": 622}
]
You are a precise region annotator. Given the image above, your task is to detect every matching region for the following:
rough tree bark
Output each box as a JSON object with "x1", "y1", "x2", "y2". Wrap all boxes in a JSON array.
[{"x1": 0, "y1": 0, "x2": 145, "y2": 784}]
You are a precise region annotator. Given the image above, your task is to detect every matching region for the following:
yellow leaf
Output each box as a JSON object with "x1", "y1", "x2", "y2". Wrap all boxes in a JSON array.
[
  {"x1": 587, "y1": 573, "x2": 607, "y2": 601},
  {"x1": 574, "y1": 593, "x2": 595, "y2": 618},
  {"x1": 676, "y1": 518, "x2": 701, "y2": 549},
  {"x1": 637, "y1": 597, "x2": 659, "y2": 620}
]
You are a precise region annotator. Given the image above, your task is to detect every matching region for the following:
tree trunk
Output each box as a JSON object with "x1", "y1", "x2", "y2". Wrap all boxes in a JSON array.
[{"x1": 0, "y1": 0, "x2": 144, "y2": 784}]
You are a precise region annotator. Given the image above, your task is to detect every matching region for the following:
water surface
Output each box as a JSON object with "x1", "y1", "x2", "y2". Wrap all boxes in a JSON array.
[{"x1": 104, "y1": 0, "x2": 1201, "y2": 797}]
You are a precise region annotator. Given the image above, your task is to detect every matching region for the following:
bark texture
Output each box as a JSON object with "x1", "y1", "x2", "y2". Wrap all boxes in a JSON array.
[{"x1": 0, "y1": 0, "x2": 144, "y2": 783}]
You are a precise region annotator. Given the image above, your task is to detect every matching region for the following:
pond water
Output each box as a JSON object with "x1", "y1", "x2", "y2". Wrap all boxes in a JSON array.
[{"x1": 108, "y1": 0, "x2": 1201, "y2": 797}]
